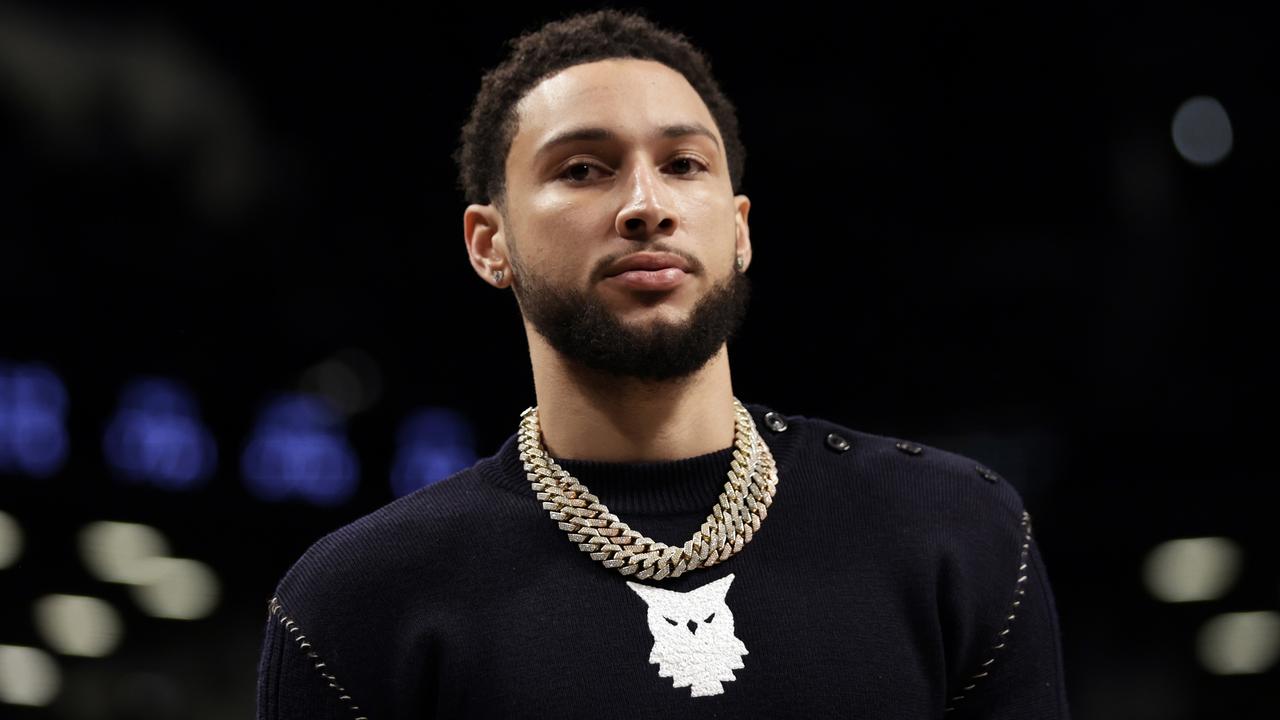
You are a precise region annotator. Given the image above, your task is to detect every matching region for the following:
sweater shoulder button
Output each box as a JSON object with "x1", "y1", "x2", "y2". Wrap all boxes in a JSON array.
[
  {"x1": 975, "y1": 464, "x2": 1002, "y2": 483},
  {"x1": 894, "y1": 441, "x2": 923, "y2": 456},
  {"x1": 763, "y1": 411, "x2": 788, "y2": 432},
  {"x1": 825, "y1": 432, "x2": 850, "y2": 452}
]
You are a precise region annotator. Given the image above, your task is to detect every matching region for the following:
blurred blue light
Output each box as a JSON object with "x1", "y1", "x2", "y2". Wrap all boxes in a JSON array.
[
  {"x1": 390, "y1": 407, "x2": 476, "y2": 497},
  {"x1": 0, "y1": 361, "x2": 69, "y2": 477},
  {"x1": 102, "y1": 378, "x2": 217, "y2": 490},
  {"x1": 242, "y1": 394, "x2": 359, "y2": 506}
]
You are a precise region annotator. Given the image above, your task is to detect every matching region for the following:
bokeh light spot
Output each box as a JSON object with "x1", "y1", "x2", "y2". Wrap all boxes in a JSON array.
[
  {"x1": 1172, "y1": 95, "x2": 1233, "y2": 167},
  {"x1": 390, "y1": 407, "x2": 477, "y2": 497},
  {"x1": 0, "y1": 510, "x2": 22, "y2": 570},
  {"x1": 299, "y1": 348, "x2": 383, "y2": 416},
  {"x1": 242, "y1": 393, "x2": 360, "y2": 506},
  {"x1": 128, "y1": 557, "x2": 220, "y2": 620},
  {"x1": 33, "y1": 594, "x2": 124, "y2": 657},
  {"x1": 0, "y1": 361, "x2": 70, "y2": 477},
  {"x1": 1196, "y1": 611, "x2": 1280, "y2": 675},
  {"x1": 0, "y1": 645, "x2": 61, "y2": 707},
  {"x1": 79, "y1": 521, "x2": 172, "y2": 584},
  {"x1": 1142, "y1": 536, "x2": 1241, "y2": 602},
  {"x1": 103, "y1": 377, "x2": 217, "y2": 490}
]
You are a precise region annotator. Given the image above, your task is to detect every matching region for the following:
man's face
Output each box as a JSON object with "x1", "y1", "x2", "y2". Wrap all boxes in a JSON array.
[{"x1": 497, "y1": 58, "x2": 753, "y2": 382}]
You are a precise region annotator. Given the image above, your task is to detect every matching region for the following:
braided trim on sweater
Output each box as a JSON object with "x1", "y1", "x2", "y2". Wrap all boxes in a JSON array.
[
  {"x1": 268, "y1": 596, "x2": 369, "y2": 720},
  {"x1": 943, "y1": 510, "x2": 1033, "y2": 713}
]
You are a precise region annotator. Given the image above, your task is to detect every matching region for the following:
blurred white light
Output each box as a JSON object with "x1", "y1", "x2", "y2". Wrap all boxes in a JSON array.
[
  {"x1": 1196, "y1": 611, "x2": 1280, "y2": 675},
  {"x1": 1171, "y1": 96, "x2": 1233, "y2": 167},
  {"x1": 300, "y1": 348, "x2": 383, "y2": 416},
  {"x1": 129, "y1": 557, "x2": 220, "y2": 620},
  {"x1": 79, "y1": 521, "x2": 171, "y2": 584},
  {"x1": 0, "y1": 510, "x2": 22, "y2": 569},
  {"x1": 1142, "y1": 536, "x2": 1241, "y2": 602},
  {"x1": 33, "y1": 594, "x2": 124, "y2": 658},
  {"x1": 0, "y1": 645, "x2": 61, "y2": 707},
  {"x1": 301, "y1": 359, "x2": 362, "y2": 415}
]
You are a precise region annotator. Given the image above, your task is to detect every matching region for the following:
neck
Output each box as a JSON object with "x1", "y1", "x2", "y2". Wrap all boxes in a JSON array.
[{"x1": 524, "y1": 330, "x2": 738, "y2": 462}]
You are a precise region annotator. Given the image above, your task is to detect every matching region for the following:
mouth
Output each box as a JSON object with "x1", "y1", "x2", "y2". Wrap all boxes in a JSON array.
[
  {"x1": 603, "y1": 251, "x2": 694, "y2": 280},
  {"x1": 605, "y1": 267, "x2": 689, "y2": 291}
]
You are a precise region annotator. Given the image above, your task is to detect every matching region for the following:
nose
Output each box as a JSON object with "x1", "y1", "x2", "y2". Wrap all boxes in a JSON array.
[
  {"x1": 616, "y1": 161, "x2": 679, "y2": 240},
  {"x1": 686, "y1": 619, "x2": 698, "y2": 634}
]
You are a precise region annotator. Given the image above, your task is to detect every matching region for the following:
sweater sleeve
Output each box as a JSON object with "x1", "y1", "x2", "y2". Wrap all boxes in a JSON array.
[
  {"x1": 944, "y1": 517, "x2": 1071, "y2": 719},
  {"x1": 256, "y1": 596, "x2": 370, "y2": 720}
]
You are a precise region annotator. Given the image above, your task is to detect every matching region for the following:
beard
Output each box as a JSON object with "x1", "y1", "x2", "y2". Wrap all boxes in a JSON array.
[{"x1": 508, "y1": 252, "x2": 752, "y2": 383}]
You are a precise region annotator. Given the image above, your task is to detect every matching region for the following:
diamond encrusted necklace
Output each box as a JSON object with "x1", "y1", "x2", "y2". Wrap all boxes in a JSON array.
[{"x1": 517, "y1": 397, "x2": 779, "y2": 581}]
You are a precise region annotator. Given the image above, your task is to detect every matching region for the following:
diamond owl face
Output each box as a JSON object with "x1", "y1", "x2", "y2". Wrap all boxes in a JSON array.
[{"x1": 627, "y1": 573, "x2": 749, "y2": 697}]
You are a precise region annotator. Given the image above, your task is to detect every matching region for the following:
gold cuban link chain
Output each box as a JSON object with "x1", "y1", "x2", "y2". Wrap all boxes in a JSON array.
[{"x1": 518, "y1": 397, "x2": 779, "y2": 581}]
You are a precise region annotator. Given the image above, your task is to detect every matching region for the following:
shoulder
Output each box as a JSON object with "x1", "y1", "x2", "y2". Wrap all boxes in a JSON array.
[
  {"x1": 748, "y1": 403, "x2": 1027, "y2": 532},
  {"x1": 270, "y1": 460, "x2": 500, "y2": 621},
  {"x1": 764, "y1": 407, "x2": 1037, "y2": 617},
  {"x1": 260, "y1": 462, "x2": 503, "y2": 719}
]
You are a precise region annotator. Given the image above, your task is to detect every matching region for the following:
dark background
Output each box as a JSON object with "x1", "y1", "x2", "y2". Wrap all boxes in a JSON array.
[{"x1": 1, "y1": 1, "x2": 1275, "y2": 717}]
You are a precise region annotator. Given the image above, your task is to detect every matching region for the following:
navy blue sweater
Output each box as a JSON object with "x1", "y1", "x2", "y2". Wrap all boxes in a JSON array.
[{"x1": 256, "y1": 402, "x2": 1070, "y2": 719}]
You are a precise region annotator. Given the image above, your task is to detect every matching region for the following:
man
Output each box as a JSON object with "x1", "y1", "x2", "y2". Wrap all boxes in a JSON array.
[{"x1": 256, "y1": 10, "x2": 1070, "y2": 719}]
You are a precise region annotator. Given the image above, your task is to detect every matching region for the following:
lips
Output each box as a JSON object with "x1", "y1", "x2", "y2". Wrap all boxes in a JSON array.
[
  {"x1": 606, "y1": 267, "x2": 689, "y2": 291},
  {"x1": 604, "y1": 252, "x2": 692, "y2": 278}
]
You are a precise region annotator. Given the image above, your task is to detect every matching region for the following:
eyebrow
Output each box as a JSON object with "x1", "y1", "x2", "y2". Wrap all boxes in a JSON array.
[{"x1": 533, "y1": 123, "x2": 721, "y2": 162}]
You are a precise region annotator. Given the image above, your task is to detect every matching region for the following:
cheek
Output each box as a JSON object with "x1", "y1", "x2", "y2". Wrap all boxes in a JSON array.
[
  {"x1": 680, "y1": 192, "x2": 736, "y2": 241},
  {"x1": 528, "y1": 191, "x2": 590, "y2": 234},
  {"x1": 518, "y1": 197, "x2": 600, "y2": 273}
]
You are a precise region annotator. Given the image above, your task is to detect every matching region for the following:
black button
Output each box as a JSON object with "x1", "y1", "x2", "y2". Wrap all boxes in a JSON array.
[
  {"x1": 764, "y1": 411, "x2": 788, "y2": 432},
  {"x1": 975, "y1": 465, "x2": 1001, "y2": 483},
  {"x1": 825, "y1": 433, "x2": 850, "y2": 452},
  {"x1": 895, "y1": 441, "x2": 923, "y2": 456}
]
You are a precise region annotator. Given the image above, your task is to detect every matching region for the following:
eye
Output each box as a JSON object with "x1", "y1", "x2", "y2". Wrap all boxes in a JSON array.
[
  {"x1": 664, "y1": 617, "x2": 678, "y2": 626},
  {"x1": 666, "y1": 156, "x2": 709, "y2": 176},
  {"x1": 559, "y1": 161, "x2": 609, "y2": 184},
  {"x1": 703, "y1": 613, "x2": 716, "y2": 623}
]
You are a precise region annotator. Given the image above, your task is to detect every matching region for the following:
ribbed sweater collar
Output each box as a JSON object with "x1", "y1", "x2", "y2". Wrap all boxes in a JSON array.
[{"x1": 478, "y1": 402, "x2": 798, "y2": 516}]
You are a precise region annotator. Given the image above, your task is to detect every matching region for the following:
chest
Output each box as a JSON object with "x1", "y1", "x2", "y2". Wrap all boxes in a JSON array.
[{"x1": 430, "y1": 557, "x2": 947, "y2": 719}]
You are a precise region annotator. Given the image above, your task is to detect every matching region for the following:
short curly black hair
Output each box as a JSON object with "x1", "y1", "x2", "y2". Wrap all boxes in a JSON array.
[{"x1": 454, "y1": 9, "x2": 746, "y2": 208}]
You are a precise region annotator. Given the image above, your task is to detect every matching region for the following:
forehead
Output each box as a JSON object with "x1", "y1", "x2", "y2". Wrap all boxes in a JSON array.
[{"x1": 509, "y1": 58, "x2": 721, "y2": 161}]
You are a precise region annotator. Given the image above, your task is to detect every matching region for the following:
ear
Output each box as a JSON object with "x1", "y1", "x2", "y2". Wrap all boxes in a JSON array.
[
  {"x1": 463, "y1": 204, "x2": 509, "y2": 287},
  {"x1": 627, "y1": 580, "x2": 667, "y2": 606},
  {"x1": 733, "y1": 195, "x2": 752, "y2": 272},
  {"x1": 695, "y1": 572, "x2": 736, "y2": 602}
]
